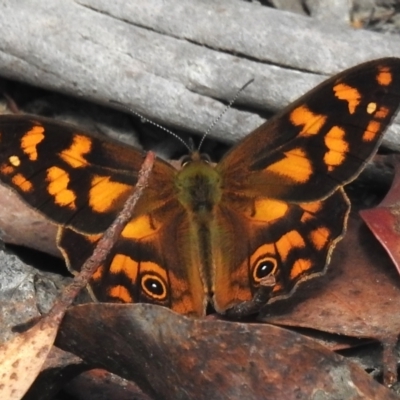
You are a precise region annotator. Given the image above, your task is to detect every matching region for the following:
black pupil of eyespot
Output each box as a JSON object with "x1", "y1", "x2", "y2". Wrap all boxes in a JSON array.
[
  {"x1": 256, "y1": 260, "x2": 275, "y2": 278},
  {"x1": 144, "y1": 278, "x2": 164, "y2": 296}
]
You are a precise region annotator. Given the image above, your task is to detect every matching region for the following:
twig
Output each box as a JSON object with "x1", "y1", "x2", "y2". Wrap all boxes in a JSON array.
[{"x1": 50, "y1": 151, "x2": 155, "y2": 323}]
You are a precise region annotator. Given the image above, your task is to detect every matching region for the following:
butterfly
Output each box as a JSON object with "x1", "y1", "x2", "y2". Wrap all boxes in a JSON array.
[{"x1": 0, "y1": 58, "x2": 399, "y2": 317}]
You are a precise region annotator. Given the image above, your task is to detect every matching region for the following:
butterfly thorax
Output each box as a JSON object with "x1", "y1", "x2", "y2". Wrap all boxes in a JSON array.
[{"x1": 175, "y1": 154, "x2": 222, "y2": 217}]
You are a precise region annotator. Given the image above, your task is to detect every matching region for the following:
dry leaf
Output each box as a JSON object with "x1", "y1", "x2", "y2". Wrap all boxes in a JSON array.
[
  {"x1": 24, "y1": 347, "x2": 87, "y2": 400},
  {"x1": 0, "y1": 317, "x2": 59, "y2": 399},
  {"x1": 56, "y1": 303, "x2": 398, "y2": 400},
  {"x1": 65, "y1": 369, "x2": 152, "y2": 400},
  {"x1": 360, "y1": 161, "x2": 400, "y2": 275}
]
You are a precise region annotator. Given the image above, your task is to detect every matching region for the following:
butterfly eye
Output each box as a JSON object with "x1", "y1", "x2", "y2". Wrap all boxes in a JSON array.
[
  {"x1": 141, "y1": 273, "x2": 168, "y2": 301},
  {"x1": 200, "y1": 153, "x2": 211, "y2": 163},
  {"x1": 180, "y1": 155, "x2": 192, "y2": 167},
  {"x1": 252, "y1": 257, "x2": 278, "y2": 284}
]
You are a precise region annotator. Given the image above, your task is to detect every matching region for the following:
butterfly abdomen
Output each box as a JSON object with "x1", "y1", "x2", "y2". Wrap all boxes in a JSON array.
[{"x1": 174, "y1": 159, "x2": 226, "y2": 300}]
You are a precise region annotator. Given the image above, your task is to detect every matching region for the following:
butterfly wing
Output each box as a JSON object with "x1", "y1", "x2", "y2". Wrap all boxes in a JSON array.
[
  {"x1": 59, "y1": 205, "x2": 206, "y2": 317},
  {"x1": 212, "y1": 190, "x2": 349, "y2": 311},
  {"x1": 0, "y1": 115, "x2": 205, "y2": 315},
  {"x1": 0, "y1": 115, "x2": 175, "y2": 232},
  {"x1": 218, "y1": 58, "x2": 400, "y2": 202},
  {"x1": 213, "y1": 58, "x2": 400, "y2": 312}
]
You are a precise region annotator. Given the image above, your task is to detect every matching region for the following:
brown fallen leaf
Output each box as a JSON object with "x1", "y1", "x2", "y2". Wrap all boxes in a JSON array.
[
  {"x1": 24, "y1": 347, "x2": 88, "y2": 400},
  {"x1": 360, "y1": 160, "x2": 400, "y2": 275},
  {"x1": 65, "y1": 369, "x2": 152, "y2": 400},
  {"x1": 0, "y1": 151, "x2": 155, "y2": 399},
  {"x1": 56, "y1": 303, "x2": 399, "y2": 400},
  {"x1": 263, "y1": 215, "x2": 400, "y2": 385}
]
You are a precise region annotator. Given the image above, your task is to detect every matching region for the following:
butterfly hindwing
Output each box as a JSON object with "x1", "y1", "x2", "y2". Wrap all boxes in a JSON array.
[
  {"x1": 211, "y1": 189, "x2": 349, "y2": 311},
  {"x1": 58, "y1": 197, "x2": 207, "y2": 316}
]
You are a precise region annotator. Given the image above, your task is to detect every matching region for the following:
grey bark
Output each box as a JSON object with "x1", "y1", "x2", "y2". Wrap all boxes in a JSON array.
[{"x1": 0, "y1": 0, "x2": 399, "y2": 147}]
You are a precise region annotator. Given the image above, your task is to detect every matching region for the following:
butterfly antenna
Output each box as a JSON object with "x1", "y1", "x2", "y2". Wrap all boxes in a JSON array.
[
  {"x1": 109, "y1": 100, "x2": 191, "y2": 152},
  {"x1": 197, "y1": 78, "x2": 254, "y2": 151}
]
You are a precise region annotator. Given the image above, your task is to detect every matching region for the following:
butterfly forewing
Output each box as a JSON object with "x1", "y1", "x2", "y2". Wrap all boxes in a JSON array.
[
  {"x1": 219, "y1": 58, "x2": 400, "y2": 203},
  {"x1": 0, "y1": 115, "x2": 176, "y2": 233}
]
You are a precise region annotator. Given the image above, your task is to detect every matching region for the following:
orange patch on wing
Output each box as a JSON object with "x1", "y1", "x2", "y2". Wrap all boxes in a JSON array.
[
  {"x1": 272, "y1": 282, "x2": 283, "y2": 293},
  {"x1": 301, "y1": 212, "x2": 312, "y2": 223},
  {"x1": 375, "y1": 106, "x2": 389, "y2": 119},
  {"x1": 168, "y1": 270, "x2": 204, "y2": 316},
  {"x1": 140, "y1": 261, "x2": 168, "y2": 281},
  {"x1": 300, "y1": 201, "x2": 322, "y2": 214},
  {"x1": 110, "y1": 254, "x2": 139, "y2": 283},
  {"x1": 290, "y1": 258, "x2": 312, "y2": 279},
  {"x1": 60, "y1": 134, "x2": 92, "y2": 168},
  {"x1": 300, "y1": 201, "x2": 322, "y2": 223},
  {"x1": 21, "y1": 125, "x2": 45, "y2": 161},
  {"x1": 309, "y1": 227, "x2": 330, "y2": 250},
  {"x1": 324, "y1": 126, "x2": 348, "y2": 171},
  {"x1": 376, "y1": 67, "x2": 392, "y2": 86},
  {"x1": 214, "y1": 260, "x2": 253, "y2": 310},
  {"x1": 92, "y1": 265, "x2": 105, "y2": 281},
  {"x1": 87, "y1": 233, "x2": 102, "y2": 243},
  {"x1": 1, "y1": 164, "x2": 14, "y2": 175},
  {"x1": 333, "y1": 83, "x2": 361, "y2": 114},
  {"x1": 122, "y1": 215, "x2": 157, "y2": 239},
  {"x1": 46, "y1": 166, "x2": 77, "y2": 209},
  {"x1": 267, "y1": 148, "x2": 313, "y2": 184},
  {"x1": 276, "y1": 230, "x2": 306, "y2": 262},
  {"x1": 363, "y1": 120, "x2": 381, "y2": 142},
  {"x1": 108, "y1": 285, "x2": 133, "y2": 302},
  {"x1": 12, "y1": 173, "x2": 33, "y2": 192},
  {"x1": 250, "y1": 199, "x2": 288, "y2": 222},
  {"x1": 290, "y1": 105, "x2": 327, "y2": 136},
  {"x1": 89, "y1": 175, "x2": 132, "y2": 213},
  {"x1": 299, "y1": 201, "x2": 322, "y2": 222}
]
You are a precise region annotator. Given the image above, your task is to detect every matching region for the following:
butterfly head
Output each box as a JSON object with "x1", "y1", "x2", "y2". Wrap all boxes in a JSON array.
[{"x1": 180, "y1": 151, "x2": 212, "y2": 167}]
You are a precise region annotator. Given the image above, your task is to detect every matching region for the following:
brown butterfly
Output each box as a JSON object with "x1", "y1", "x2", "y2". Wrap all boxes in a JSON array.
[{"x1": 0, "y1": 58, "x2": 399, "y2": 317}]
